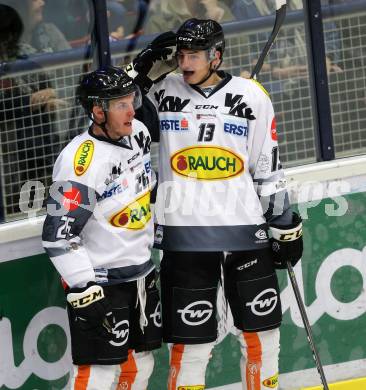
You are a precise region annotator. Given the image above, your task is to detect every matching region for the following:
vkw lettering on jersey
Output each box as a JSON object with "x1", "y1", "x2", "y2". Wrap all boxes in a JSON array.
[
  {"x1": 154, "y1": 89, "x2": 190, "y2": 112},
  {"x1": 160, "y1": 118, "x2": 189, "y2": 131},
  {"x1": 224, "y1": 94, "x2": 256, "y2": 120},
  {"x1": 74, "y1": 140, "x2": 94, "y2": 176},
  {"x1": 246, "y1": 288, "x2": 278, "y2": 316},
  {"x1": 109, "y1": 191, "x2": 151, "y2": 229},
  {"x1": 177, "y1": 301, "x2": 213, "y2": 326},
  {"x1": 171, "y1": 146, "x2": 244, "y2": 180}
]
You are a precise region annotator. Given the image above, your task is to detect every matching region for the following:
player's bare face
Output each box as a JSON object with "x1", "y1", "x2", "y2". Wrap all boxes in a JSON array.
[
  {"x1": 177, "y1": 49, "x2": 212, "y2": 84},
  {"x1": 106, "y1": 95, "x2": 135, "y2": 139}
]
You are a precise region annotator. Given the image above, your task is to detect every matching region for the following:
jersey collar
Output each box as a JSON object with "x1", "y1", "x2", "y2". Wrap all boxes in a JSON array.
[
  {"x1": 189, "y1": 71, "x2": 232, "y2": 98},
  {"x1": 88, "y1": 126, "x2": 133, "y2": 150}
]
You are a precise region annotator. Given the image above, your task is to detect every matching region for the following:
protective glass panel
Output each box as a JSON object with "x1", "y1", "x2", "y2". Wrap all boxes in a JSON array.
[
  {"x1": 0, "y1": 0, "x2": 94, "y2": 221},
  {"x1": 321, "y1": 0, "x2": 366, "y2": 158},
  {"x1": 111, "y1": 0, "x2": 317, "y2": 168}
]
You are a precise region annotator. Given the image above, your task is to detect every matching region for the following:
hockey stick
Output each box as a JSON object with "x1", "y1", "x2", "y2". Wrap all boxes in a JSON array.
[
  {"x1": 251, "y1": 0, "x2": 287, "y2": 79},
  {"x1": 286, "y1": 261, "x2": 330, "y2": 390}
]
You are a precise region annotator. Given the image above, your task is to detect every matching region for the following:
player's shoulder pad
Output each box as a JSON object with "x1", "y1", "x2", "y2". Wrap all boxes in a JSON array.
[
  {"x1": 249, "y1": 78, "x2": 270, "y2": 97},
  {"x1": 148, "y1": 72, "x2": 181, "y2": 101},
  {"x1": 53, "y1": 132, "x2": 96, "y2": 182},
  {"x1": 132, "y1": 117, "x2": 150, "y2": 135}
]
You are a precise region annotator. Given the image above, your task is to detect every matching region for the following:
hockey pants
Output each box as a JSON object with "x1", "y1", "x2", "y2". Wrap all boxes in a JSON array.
[{"x1": 70, "y1": 350, "x2": 154, "y2": 390}]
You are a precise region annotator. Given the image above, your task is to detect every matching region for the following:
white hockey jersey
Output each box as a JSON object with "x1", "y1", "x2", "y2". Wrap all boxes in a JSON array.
[
  {"x1": 145, "y1": 72, "x2": 291, "y2": 251},
  {"x1": 42, "y1": 119, "x2": 154, "y2": 288}
]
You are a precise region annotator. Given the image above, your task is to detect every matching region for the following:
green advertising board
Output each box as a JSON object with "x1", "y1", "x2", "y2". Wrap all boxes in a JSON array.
[{"x1": 0, "y1": 190, "x2": 365, "y2": 390}]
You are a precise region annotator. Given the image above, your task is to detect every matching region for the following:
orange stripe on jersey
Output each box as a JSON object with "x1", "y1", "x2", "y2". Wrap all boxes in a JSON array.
[
  {"x1": 168, "y1": 344, "x2": 185, "y2": 390},
  {"x1": 243, "y1": 332, "x2": 262, "y2": 390},
  {"x1": 74, "y1": 365, "x2": 91, "y2": 390},
  {"x1": 118, "y1": 349, "x2": 137, "y2": 389}
]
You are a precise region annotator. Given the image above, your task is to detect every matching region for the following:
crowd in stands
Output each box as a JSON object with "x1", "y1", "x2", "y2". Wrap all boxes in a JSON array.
[{"x1": 0, "y1": 0, "x2": 364, "y2": 219}]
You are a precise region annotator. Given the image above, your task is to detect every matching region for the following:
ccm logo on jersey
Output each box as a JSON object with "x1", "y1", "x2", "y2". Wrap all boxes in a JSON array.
[
  {"x1": 246, "y1": 288, "x2": 278, "y2": 316},
  {"x1": 74, "y1": 140, "x2": 94, "y2": 176},
  {"x1": 224, "y1": 122, "x2": 248, "y2": 137},
  {"x1": 67, "y1": 284, "x2": 104, "y2": 308},
  {"x1": 160, "y1": 118, "x2": 189, "y2": 131},
  {"x1": 171, "y1": 146, "x2": 244, "y2": 180},
  {"x1": 177, "y1": 301, "x2": 213, "y2": 326},
  {"x1": 109, "y1": 191, "x2": 151, "y2": 229}
]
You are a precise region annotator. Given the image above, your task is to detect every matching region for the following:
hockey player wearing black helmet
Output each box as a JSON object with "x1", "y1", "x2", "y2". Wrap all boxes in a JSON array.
[
  {"x1": 130, "y1": 18, "x2": 303, "y2": 390},
  {"x1": 42, "y1": 66, "x2": 162, "y2": 389},
  {"x1": 176, "y1": 18, "x2": 225, "y2": 86},
  {"x1": 77, "y1": 66, "x2": 142, "y2": 140}
]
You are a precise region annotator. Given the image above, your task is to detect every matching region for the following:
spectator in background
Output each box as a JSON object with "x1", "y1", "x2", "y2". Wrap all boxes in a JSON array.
[
  {"x1": 107, "y1": 0, "x2": 128, "y2": 41},
  {"x1": 113, "y1": 0, "x2": 149, "y2": 38},
  {"x1": 143, "y1": 0, "x2": 234, "y2": 35},
  {"x1": 0, "y1": 3, "x2": 67, "y2": 217},
  {"x1": 43, "y1": 0, "x2": 92, "y2": 45},
  {"x1": 237, "y1": 0, "x2": 342, "y2": 95},
  {"x1": 3, "y1": 0, "x2": 71, "y2": 55}
]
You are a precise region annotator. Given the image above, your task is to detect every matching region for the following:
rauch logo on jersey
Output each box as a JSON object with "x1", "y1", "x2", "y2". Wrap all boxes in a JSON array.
[
  {"x1": 170, "y1": 146, "x2": 244, "y2": 180},
  {"x1": 109, "y1": 191, "x2": 151, "y2": 229},
  {"x1": 74, "y1": 140, "x2": 94, "y2": 176}
]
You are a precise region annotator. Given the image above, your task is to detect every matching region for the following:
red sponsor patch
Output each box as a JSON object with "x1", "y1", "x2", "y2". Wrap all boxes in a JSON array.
[
  {"x1": 271, "y1": 117, "x2": 277, "y2": 141},
  {"x1": 62, "y1": 187, "x2": 81, "y2": 211},
  {"x1": 180, "y1": 118, "x2": 189, "y2": 129}
]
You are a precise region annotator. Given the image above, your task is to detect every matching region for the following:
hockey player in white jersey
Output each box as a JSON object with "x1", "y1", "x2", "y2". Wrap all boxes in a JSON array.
[
  {"x1": 130, "y1": 19, "x2": 304, "y2": 390},
  {"x1": 42, "y1": 67, "x2": 162, "y2": 390}
]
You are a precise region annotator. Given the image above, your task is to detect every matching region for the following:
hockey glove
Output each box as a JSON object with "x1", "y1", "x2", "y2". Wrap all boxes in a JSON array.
[
  {"x1": 269, "y1": 212, "x2": 303, "y2": 269},
  {"x1": 125, "y1": 31, "x2": 178, "y2": 94},
  {"x1": 66, "y1": 282, "x2": 115, "y2": 337}
]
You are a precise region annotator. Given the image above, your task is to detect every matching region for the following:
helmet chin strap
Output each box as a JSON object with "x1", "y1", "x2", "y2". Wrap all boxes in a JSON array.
[
  {"x1": 88, "y1": 110, "x2": 112, "y2": 139},
  {"x1": 189, "y1": 58, "x2": 223, "y2": 87}
]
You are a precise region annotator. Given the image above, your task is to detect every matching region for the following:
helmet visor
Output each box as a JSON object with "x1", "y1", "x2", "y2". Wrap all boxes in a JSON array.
[{"x1": 101, "y1": 85, "x2": 142, "y2": 112}]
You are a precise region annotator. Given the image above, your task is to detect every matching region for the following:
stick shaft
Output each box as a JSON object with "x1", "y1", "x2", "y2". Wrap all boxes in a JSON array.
[
  {"x1": 287, "y1": 261, "x2": 330, "y2": 390},
  {"x1": 251, "y1": 2, "x2": 287, "y2": 79}
]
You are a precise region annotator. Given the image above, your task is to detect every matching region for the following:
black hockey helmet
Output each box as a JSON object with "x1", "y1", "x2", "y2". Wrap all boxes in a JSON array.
[
  {"x1": 77, "y1": 66, "x2": 141, "y2": 114},
  {"x1": 176, "y1": 18, "x2": 225, "y2": 59}
]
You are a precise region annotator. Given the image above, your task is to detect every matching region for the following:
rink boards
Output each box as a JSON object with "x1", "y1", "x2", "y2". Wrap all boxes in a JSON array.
[{"x1": 0, "y1": 156, "x2": 366, "y2": 390}]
